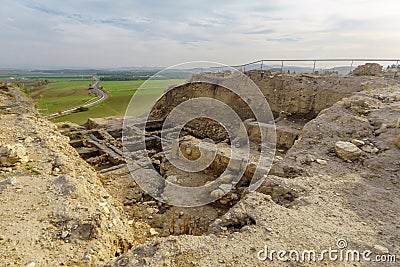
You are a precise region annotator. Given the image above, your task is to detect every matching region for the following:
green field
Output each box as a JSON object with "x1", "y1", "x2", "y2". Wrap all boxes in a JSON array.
[
  {"x1": 30, "y1": 80, "x2": 94, "y2": 114},
  {"x1": 40, "y1": 79, "x2": 186, "y2": 124}
]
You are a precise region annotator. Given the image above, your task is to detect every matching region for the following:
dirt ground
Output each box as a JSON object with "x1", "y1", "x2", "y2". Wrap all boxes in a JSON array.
[
  {"x1": 0, "y1": 72, "x2": 399, "y2": 266},
  {"x1": 106, "y1": 76, "x2": 400, "y2": 267}
]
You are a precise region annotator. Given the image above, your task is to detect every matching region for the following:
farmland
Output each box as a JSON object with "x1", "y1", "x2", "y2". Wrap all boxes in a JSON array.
[
  {"x1": 32, "y1": 79, "x2": 186, "y2": 124},
  {"x1": 30, "y1": 80, "x2": 94, "y2": 114}
]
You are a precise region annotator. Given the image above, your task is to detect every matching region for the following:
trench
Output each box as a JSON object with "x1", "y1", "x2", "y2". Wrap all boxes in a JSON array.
[{"x1": 58, "y1": 72, "x2": 366, "y2": 256}]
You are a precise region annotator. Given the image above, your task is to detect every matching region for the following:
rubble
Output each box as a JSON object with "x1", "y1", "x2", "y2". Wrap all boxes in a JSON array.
[
  {"x1": 351, "y1": 139, "x2": 365, "y2": 147},
  {"x1": 64, "y1": 72, "x2": 400, "y2": 266},
  {"x1": 373, "y1": 244, "x2": 390, "y2": 254},
  {"x1": 0, "y1": 143, "x2": 28, "y2": 166},
  {"x1": 1, "y1": 71, "x2": 399, "y2": 266},
  {"x1": 334, "y1": 141, "x2": 362, "y2": 161},
  {"x1": 352, "y1": 63, "x2": 383, "y2": 76}
]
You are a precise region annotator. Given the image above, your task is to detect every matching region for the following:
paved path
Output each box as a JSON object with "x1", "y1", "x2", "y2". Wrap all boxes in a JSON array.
[{"x1": 46, "y1": 79, "x2": 107, "y2": 119}]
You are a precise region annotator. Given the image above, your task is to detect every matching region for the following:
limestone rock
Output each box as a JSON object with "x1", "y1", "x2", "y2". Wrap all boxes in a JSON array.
[
  {"x1": 6, "y1": 177, "x2": 16, "y2": 185},
  {"x1": 210, "y1": 189, "x2": 225, "y2": 198},
  {"x1": 361, "y1": 144, "x2": 379, "y2": 154},
  {"x1": 351, "y1": 139, "x2": 365, "y2": 147},
  {"x1": 373, "y1": 244, "x2": 389, "y2": 254},
  {"x1": 305, "y1": 154, "x2": 315, "y2": 163},
  {"x1": 352, "y1": 63, "x2": 382, "y2": 76},
  {"x1": 149, "y1": 228, "x2": 159, "y2": 236},
  {"x1": 334, "y1": 141, "x2": 362, "y2": 161},
  {"x1": 0, "y1": 143, "x2": 28, "y2": 166},
  {"x1": 220, "y1": 173, "x2": 235, "y2": 184}
]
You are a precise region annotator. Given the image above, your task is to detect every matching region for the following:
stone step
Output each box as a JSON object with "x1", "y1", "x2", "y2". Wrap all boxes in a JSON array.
[
  {"x1": 83, "y1": 136, "x2": 125, "y2": 165},
  {"x1": 69, "y1": 139, "x2": 84, "y2": 148},
  {"x1": 99, "y1": 164, "x2": 126, "y2": 173},
  {"x1": 75, "y1": 147, "x2": 100, "y2": 159}
]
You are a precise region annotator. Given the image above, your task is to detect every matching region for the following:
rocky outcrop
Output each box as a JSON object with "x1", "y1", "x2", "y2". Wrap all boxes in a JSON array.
[
  {"x1": 0, "y1": 85, "x2": 145, "y2": 266},
  {"x1": 246, "y1": 71, "x2": 369, "y2": 119},
  {"x1": 106, "y1": 74, "x2": 400, "y2": 266},
  {"x1": 352, "y1": 63, "x2": 383, "y2": 76},
  {"x1": 150, "y1": 73, "x2": 371, "y2": 122}
]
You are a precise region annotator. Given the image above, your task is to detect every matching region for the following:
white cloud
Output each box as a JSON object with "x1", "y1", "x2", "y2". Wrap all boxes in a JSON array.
[{"x1": 0, "y1": 0, "x2": 399, "y2": 68}]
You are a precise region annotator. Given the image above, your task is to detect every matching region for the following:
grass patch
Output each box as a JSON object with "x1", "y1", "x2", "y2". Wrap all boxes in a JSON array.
[
  {"x1": 26, "y1": 164, "x2": 40, "y2": 175},
  {"x1": 31, "y1": 80, "x2": 94, "y2": 114}
]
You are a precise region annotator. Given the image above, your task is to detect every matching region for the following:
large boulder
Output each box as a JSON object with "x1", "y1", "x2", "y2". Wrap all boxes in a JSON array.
[
  {"x1": 334, "y1": 141, "x2": 362, "y2": 161},
  {"x1": 352, "y1": 63, "x2": 383, "y2": 76},
  {"x1": 0, "y1": 143, "x2": 29, "y2": 166}
]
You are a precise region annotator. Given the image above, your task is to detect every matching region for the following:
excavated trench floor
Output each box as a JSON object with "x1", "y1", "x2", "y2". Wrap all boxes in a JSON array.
[{"x1": 59, "y1": 112, "x2": 314, "y2": 240}]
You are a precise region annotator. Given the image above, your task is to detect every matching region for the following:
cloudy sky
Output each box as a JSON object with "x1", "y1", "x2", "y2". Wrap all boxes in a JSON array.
[{"x1": 1, "y1": 0, "x2": 399, "y2": 68}]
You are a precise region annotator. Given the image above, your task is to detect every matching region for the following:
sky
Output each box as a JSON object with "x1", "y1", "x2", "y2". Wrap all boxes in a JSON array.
[{"x1": 1, "y1": 0, "x2": 400, "y2": 68}]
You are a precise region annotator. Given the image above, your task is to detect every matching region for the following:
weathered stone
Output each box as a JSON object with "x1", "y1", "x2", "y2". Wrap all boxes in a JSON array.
[
  {"x1": 305, "y1": 154, "x2": 315, "y2": 163},
  {"x1": 149, "y1": 228, "x2": 159, "y2": 236},
  {"x1": 352, "y1": 63, "x2": 383, "y2": 76},
  {"x1": 210, "y1": 189, "x2": 225, "y2": 198},
  {"x1": 276, "y1": 125, "x2": 300, "y2": 149},
  {"x1": 166, "y1": 175, "x2": 178, "y2": 183},
  {"x1": 61, "y1": 231, "x2": 69, "y2": 239},
  {"x1": 6, "y1": 177, "x2": 16, "y2": 185},
  {"x1": 0, "y1": 143, "x2": 28, "y2": 166},
  {"x1": 227, "y1": 155, "x2": 243, "y2": 173},
  {"x1": 219, "y1": 198, "x2": 229, "y2": 205},
  {"x1": 361, "y1": 144, "x2": 379, "y2": 154},
  {"x1": 316, "y1": 159, "x2": 327, "y2": 165},
  {"x1": 351, "y1": 139, "x2": 365, "y2": 147},
  {"x1": 372, "y1": 244, "x2": 389, "y2": 254},
  {"x1": 334, "y1": 141, "x2": 362, "y2": 161},
  {"x1": 220, "y1": 173, "x2": 235, "y2": 184}
]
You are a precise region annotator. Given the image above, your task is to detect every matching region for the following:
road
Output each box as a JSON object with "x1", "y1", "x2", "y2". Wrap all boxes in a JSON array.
[{"x1": 46, "y1": 79, "x2": 107, "y2": 119}]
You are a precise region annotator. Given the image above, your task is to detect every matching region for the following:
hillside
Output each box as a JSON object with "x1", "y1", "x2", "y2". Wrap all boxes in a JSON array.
[{"x1": 0, "y1": 69, "x2": 399, "y2": 266}]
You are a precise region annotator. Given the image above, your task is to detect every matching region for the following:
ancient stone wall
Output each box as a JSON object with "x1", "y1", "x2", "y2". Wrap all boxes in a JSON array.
[{"x1": 150, "y1": 71, "x2": 367, "y2": 121}]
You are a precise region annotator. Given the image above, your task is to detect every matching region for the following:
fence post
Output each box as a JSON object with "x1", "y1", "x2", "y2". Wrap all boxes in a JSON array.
[
  {"x1": 394, "y1": 60, "x2": 398, "y2": 79},
  {"x1": 281, "y1": 61, "x2": 284, "y2": 73},
  {"x1": 260, "y1": 61, "x2": 263, "y2": 70},
  {"x1": 312, "y1": 60, "x2": 316, "y2": 74},
  {"x1": 349, "y1": 60, "x2": 354, "y2": 74}
]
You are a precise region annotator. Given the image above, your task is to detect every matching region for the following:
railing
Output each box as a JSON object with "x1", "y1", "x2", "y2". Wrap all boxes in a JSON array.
[{"x1": 209, "y1": 59, "x2": 400, "y2": 78}]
